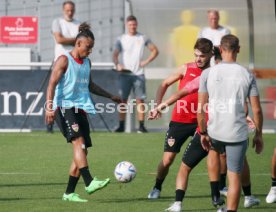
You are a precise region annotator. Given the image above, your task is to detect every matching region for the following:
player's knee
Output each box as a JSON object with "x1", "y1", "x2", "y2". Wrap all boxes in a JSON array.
[
  {"x1": 72, "y1": 137, "x2": 86, "y2": 150},
  {"x1": 163, "y1": 155, "x2": 176, "y2": 167},
  {"x1": 273, "y1": 148, "x2": 276, "y2": 157},
  {"x1": 70, "y1": 166, "x2": 79, "y2": 176},
  {"x1": 181, "y1": 162, "x2": 192, "y2": 173}
]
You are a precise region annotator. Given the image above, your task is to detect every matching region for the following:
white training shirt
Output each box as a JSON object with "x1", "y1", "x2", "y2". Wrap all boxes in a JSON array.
[
  {"x1": 52, "y1": 18, "x2": 81, "y2": 61},
  {"x1": 198, "y1": 26, "x2": 231, "y2": 46},
  {"x1": 199, "y1": 62, "x2": 259, "y2": 143},
  {"x1": 114, "y1": 33, "x2": 152, "y2": 75}
]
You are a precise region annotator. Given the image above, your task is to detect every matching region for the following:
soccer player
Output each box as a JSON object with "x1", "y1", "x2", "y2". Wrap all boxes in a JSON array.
[
  {"x1": 147, "y1": 38, "x2": 213, "y2": 199},
  {"x1": 148, "y1": 78, "x2": 260, "y2": 211},
  {"x1": 45, "y1": 23, "x2": 121, "y2": 202},
  {"x1": 148, "y1": 76, "x2": 224, "y2": 212},
  {"x1": 266, "y1": 147, "x2": 276, "y2": 203},
  {"x1": 198, "y1": 34, "x2": 263, "y2": 211}
]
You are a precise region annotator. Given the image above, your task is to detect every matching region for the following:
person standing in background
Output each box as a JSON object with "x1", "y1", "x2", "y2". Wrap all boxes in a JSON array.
[
  {"x1": 52, "y1": 1, "x2": 80, "y2": 61},
  {"x1": 47, "y1": 1, "x2": 80, "y2": 133},
  {"x1": 113, "y1": 15, "x2": 159, "y2": 133},
  {"x1": 198, "y1": 9, "x2": 230, "y2": 64}
]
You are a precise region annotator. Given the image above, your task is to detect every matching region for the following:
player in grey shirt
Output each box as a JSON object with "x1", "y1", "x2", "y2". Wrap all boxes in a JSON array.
[{"x1": 197, "y1": 34, "x2": 263, "y2": 212}]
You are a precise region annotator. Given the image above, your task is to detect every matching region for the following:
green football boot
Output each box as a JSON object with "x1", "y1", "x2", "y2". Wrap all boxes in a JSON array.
[
  {"x1": 85, "y1": 177, "x2": 110, "y2": 194},
  {"x1": 62, "y1": 193, "x2": 88, "y2": 202}
]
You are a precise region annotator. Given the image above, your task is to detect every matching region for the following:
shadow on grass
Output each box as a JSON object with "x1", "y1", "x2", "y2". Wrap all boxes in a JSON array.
[
  {"x1": 98, "y1": 195, "x2": 212, "y2": 203},
  {"x1": 0, "y1": 197, "x2": 59, "y2": 201},
  {"x1": 0, "y1": 182, "x2": 67, "y2": 187}
]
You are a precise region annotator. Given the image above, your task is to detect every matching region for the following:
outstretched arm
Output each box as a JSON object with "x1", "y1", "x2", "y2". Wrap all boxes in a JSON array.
[
  {"x1": 148, "y1": 76, "x2": 199, "y2": 120},
  {"x1": 155, "y1": 65, "x2": 187, "y2": 105},
  {"x1": 89, "y1": 79, "x2": 121, "y2": 104},
  {"x1": 148, "y1": 66, "x2": 196, "y2": 120},
  {"x1": 88, "y1": 59, "x2": 121, "y2": 103}
]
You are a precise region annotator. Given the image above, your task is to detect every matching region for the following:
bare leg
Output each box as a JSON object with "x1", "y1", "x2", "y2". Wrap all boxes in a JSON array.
[
  {"x1": 227, "y1": 170, "x2": 241, "y2": 211},
  {"x1": 136, "y1": 99, "x2": 145, "y2": 121},
  {"x1": 266, "y1": 148, "x2": 276, "y2": 203},
  {"x1": 72, "y1": 137, "x2": 88, "y2": 169},
  {"x1": 115, "y1": 100, "x2": 128, "y2": 132},
  {"x1": 208, "y1": 150, "x2": 220, "y2": 182},
  {"x1": 156, "y1": 152, "x2": 177, "y2": 181},
  {"x1": 69, "y1": 160, "x2": 80, "y2": 177},
  {"x1": 148, "y1": 152, "x2": 177, "y2": 199},
  {"x1": 118, "y1": 100, "x2": 128, "y2": 121},
  {"x1": 176, "y1": 162, "x2": 191, "y2": 190},
  {"x1": 272, "y1": 148, "x2": 276, "y2": 179}
]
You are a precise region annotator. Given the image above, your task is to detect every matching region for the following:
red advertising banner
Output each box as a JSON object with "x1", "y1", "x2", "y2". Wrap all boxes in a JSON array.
[{"x1": 0, "y1": 16, "x2": 38, "y2": 44}]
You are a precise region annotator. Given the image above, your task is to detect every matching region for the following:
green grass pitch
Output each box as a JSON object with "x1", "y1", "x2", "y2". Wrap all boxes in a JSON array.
[{"x1": 0, "y1": 132, "x2": 276, "y2": 211}]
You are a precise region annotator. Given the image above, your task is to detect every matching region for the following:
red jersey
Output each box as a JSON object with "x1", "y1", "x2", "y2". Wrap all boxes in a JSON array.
[{"x1": 171, "y1": 62, "x2": 202, "y2": 123}]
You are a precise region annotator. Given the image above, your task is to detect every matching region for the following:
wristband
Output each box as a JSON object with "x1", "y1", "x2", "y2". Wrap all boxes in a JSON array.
[{"x1": 199, "y1": 131, "x2": 208, "y2": 136}]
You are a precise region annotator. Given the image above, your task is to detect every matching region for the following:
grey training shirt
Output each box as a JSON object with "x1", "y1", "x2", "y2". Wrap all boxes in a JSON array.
[{"x1": 199, "y1": 62, "x2": 259, "y2": 142}]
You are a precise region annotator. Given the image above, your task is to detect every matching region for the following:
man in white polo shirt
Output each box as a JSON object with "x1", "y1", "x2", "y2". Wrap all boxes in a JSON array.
[
  {"x1": 198, "y1": 10, "x2": 230, "y2": 65},
  {"x1": 197, "y1": 34, "x2": 263, "y2": 212},
  {"x1": 52, "y1": 1, "x2": 80, "y2": 61}
]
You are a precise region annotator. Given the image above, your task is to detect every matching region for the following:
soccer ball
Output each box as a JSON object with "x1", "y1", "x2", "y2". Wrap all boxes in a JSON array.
[{"x1": 114, "y1": 161, "x2": 136, "y2": 183}]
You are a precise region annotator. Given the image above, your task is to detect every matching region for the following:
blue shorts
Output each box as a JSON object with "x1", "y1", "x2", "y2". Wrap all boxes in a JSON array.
[{"x1": 118, "y1": 73, "x2": 146, "y2": 100}]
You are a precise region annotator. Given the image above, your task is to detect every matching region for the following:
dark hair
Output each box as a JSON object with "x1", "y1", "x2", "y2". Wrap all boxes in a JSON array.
[
  {"x1": 194, "y1": 38, "x2": 213, "y2": 54},
  {"x1": 126, "y1": 15, "x2": 137, "y2": 22},
  {"x1": 63, "y1": 1, "x2": 75, "y2": 8},
  {"x1": 76, "y1": 22, "x2": 95, "y2": 40},
  {"x1": 220, "y1": 34, "x2": 239, "y2": 52}
]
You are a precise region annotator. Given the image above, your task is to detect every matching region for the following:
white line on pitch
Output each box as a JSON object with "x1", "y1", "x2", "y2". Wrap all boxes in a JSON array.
[
  {"x1": 192, "y1": 173, "x2": 270, "y2": 176},
  {"x1": 0, "y1": 172, "x2": 40, "y2": 175}
]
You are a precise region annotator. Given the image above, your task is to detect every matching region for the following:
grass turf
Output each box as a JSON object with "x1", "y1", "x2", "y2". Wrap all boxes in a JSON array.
[{"x1": 0, "y1": 132, "x2": 275, "y2": 211}]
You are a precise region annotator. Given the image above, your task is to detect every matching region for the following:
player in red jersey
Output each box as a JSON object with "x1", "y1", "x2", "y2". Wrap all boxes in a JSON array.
[
  {"x1": 149, "y1": 77, "x2": 260, "y2": 211},
  {"x1": 147, "y1": 38, "x2": 213, "y2": 200}
]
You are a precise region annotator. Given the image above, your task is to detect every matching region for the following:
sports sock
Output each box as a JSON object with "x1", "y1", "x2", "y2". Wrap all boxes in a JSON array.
[
  {"x1": 79, "y1": 166, "x2": 93, "y2": 186},
  {"x1": 139, "y1": 121, "x2": 144, "y2": 128},
  {"x1": 210, "y1": 181, "x2": 220, "y2": 200},
  {"x1": 65, "y1": 175, "x2": 79, "y2": 194},
  {"x1": 242, "y1": 184, "x2": 251, "y2": 196},
  {"x1": 219, "y1": 173, "x2": 227, "y2": 190},
  {"x1": 227, "y1": 210, "x2": 236, "y2": 212},
  {"x1": 272, "y1": 177, "x2": 276, "y2": 187},
  {"x1": 175, "y1": 189, "x2": 185, "y2": 202},
  {"x1": 119, "y1": 121, "x2": 125, "y2": 129},
  {"x1": 154, "y1": 178, "x2": 164, "y2": 191}
]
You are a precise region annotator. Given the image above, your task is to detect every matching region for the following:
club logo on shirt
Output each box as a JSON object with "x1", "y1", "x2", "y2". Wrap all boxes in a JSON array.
[
  {"x1": 168, "y1": 137, "x2": 175, "y2": 147},
  {"x1": 71, "y1": 123, "x2": 79, "y2": 132}
]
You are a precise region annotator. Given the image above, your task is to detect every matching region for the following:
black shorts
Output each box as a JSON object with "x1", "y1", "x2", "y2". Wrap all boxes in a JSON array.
[
  {"x1": 55, "y1": 107, "x2": 92, "y2": 148},
  {"x1": 182, "y1": 132, "x2": 208, "y2": 169},
  {"x1": 164, "y1": 121, "x2": 197, "y2": 153}
]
